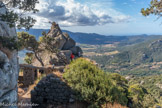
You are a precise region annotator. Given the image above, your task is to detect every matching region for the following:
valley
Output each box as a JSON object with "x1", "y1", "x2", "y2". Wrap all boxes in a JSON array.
[
  {"x1": 1, "y1": 0, "x2": 162, "y2": 107},
  {"x1": 18, "y1": 29, "x2": 162, "y2": 77},
  {"x1": 17, "y1": 28, "x2": 162, "y2": 107}
]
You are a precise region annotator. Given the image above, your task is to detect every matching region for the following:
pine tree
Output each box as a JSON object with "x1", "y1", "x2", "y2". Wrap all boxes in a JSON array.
[
  {"x1": 0, "y1": 0, "x2": 39, "y2": 30},
  {"x1": 141, "y1": 0, "x2": 162, "y2": 17}
]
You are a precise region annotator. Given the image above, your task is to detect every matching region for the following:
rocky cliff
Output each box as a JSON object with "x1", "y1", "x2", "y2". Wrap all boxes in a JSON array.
[
  {"x1": 33, "y1": 22, "x2": 83, "y2": 67},
  {"x1": 0, "y1": 2, "x2": 19, "y2": 108}
]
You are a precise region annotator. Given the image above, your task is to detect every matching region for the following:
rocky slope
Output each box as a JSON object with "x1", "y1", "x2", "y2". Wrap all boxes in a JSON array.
[
  {"x1": 0, "y1": 1, "x2": 19, "y2": 108},
  {"x1": 33, "y1": 22, "x2": 83, "y2": 67}
]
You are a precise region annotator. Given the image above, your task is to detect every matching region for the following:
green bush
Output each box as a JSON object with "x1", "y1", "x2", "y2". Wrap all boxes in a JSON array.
[
  {"x1": 0, "y1": 36, "x2": 19, "y2": 50},
  {"x1": 128, "y1": 84, "x2": 153, "y2": 108},
  {"x1": 128, "y1": 75, "x2": 161, "y2": 107},
  {"x1": 108, "y1": 73, "x2": 129, "y2": 105},
  {"x1": 24, "y1": 52, "x2": 34, "y2": 64},
  {"x1": 63, "y1": 58, "x2": 128, "y2": 107}
]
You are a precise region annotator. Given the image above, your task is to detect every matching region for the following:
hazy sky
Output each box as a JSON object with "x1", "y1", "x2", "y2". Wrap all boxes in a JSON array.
[{"x1": 32, "y1": 0, "x2": 162, "y2": 35}]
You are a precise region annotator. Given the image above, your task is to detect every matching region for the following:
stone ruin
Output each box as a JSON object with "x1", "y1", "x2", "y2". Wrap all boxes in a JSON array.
[
  {"x1": 19, "y1": 64, "x2": 66, "y2": 87},
  {"x1": 31, "y1": 74, "x2": 87, "y2": 108},
  {"x1": 19, "y1": 64, "x2": 49, "y2": 87}
]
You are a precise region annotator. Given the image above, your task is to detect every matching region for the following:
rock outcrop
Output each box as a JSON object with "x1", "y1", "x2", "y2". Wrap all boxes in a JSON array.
[
  {"x1": 33, "y1": 22, "x2": 83, "y2": 67},
  {"x1": 62, "y1": 33, "x2": 76, "y2": 50},
  {"x1": 149, "y1": 39, "x2": 162, "y2": 51},
  {"x1": 46, "y1": 22, "x2": 81, "y2": 53},
  {"x1": 70, "y1": 46, "x2": 83, "y2": 55},
  {"x1": 46, "y1": 23, "x2": 66, "y2": 50},
  {"x1": 0, "y1": 2, "x2": 19, "y2": 108}
]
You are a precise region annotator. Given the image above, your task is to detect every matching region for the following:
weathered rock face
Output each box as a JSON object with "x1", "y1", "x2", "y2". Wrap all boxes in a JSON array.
[
  {"x1": 70, "y1": 46, "x2": 83, "y2": 55},
  {"x1": 33, "y1": 51, "x2": 70, "y2": 66},
  {"x1": 46, "y1": 22, "x2": 82, "y2": 55},
  {"x1": 0, "y1": 3, "x2": 17, "y2": 37},
  {"x1": 46, "y1": 22, "x2": 66, "y2": 50},
  {"x1": 60, "y1": 50, "x2": 72, "y2": 62},
  {"x1": 33, "y1": 22, "x2": 83, "y2": 67},
  {"x1": 62, "y1": 33, "x2": 76, "y2": 50},
  {"x1": 0, "y1": 2, "x2": 18, "y2": 108}
]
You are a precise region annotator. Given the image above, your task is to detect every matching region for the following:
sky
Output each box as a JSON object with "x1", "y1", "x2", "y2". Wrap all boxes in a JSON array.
[{"x1": 31, "y1": 0, "x2": 162, "y2": 35}]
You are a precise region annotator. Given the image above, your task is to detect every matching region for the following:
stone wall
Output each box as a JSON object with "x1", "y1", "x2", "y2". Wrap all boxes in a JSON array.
[
  {"x1": 31, "y1": 74, "x2": 77, "y2": 108},
  {"x1": 22, "y1": 67, "x2": 36, "y2": 86},
  {"x1": 19, "y1": 64, "x2": 54, "y2": 87}
]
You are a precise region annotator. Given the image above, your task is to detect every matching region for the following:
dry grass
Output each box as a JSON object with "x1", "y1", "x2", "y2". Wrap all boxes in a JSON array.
[
  {"x1": 103, "y1": 44, "x2": 116, "y2": 48},
  {"x1": 102, "y1": 103, "x2": 128, "y2": 108},
  {"x1": 84, "y1": 50, "x2": 119, "y2": 56},
  {"x1": 54, "y1": 71, "x2": 63, "y2": 77},
  {"x1": 82, "y1": 47, "x2": 96, "y2": 50},
  {"x1": 104, "y1": 50, "x2": 119, "y2": 55}
]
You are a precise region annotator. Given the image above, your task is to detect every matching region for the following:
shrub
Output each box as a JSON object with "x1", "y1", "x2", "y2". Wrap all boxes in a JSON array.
[
  {"x1": 24, "y1": 52, "x2": 34, "y2": 64},
  {"x1": 63, "y1": 58, "x2": 128, "y2": 107},
  {"x1": 128, "y1": 84, "x2": 146, "y2": 108},
  {"x1": 0, "y1": 36, "x2": 19, "y2": 50}
]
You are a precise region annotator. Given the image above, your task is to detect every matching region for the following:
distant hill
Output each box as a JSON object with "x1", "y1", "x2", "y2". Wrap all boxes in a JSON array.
[
  {"x1": 90, "y1": 38, "x2": 162, "y2": 76},
  {"x1": 117, "y1": 39, "x2": 162, "y2": 63},
  {"x1": 17, "y1": 28, "x2": 162, "y2": 66},
  {"x1": 17, "y1": 29, "x2": 162, "y2": 45}
]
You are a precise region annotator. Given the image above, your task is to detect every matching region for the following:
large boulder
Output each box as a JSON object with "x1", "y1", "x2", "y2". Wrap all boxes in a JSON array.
[
  {"x1": 0, "y1": 1, "x2": 18, "y2": 108},
  {"x1": 70, "y1": 46, "x2": 83, "y2": 56},
  {"x1": 62, "y1": 33, "x2": 76, "y2": 50},
  {"x1": 48, "y1": 52, "x2": 69, "y2": 66},
  {"x1": 32, "y1": 22, "x2": 83, "y2": 67},
  {"x1": 33, "y1": 50, "x2": 71, "y2": 67},
  {"x1": 60, "y1": 50, "x2": 72, "y2": 62},
  {"x1": 46, "y1": 22, "x2": 66, "y2": 50}
]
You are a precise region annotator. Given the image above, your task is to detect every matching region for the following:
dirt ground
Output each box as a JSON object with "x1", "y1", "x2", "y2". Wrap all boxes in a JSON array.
[
  {"x1": 18, "y1": 84, "x2": 36, "y2": 108},
  {"x1": 18, "y1": 71, "x2": 63, "y2": 108}
]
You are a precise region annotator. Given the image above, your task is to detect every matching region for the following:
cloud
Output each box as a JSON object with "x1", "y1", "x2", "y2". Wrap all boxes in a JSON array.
[
  {"x1": 131, "y1": 0, "x2": 137, "y2": 3},
  {"x1": 32, "y1": 0, "x2": 130, "y2": 28},
  {"x1": 123, "y1": 2, "x2": 128, "y2": 5}
]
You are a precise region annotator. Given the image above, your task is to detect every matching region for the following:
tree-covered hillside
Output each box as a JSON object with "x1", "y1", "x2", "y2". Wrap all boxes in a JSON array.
[
  {"x1": 90, "y1": 38, "x2": 162, "y2": 76},
  {"x1": 129, "y1": 75, "x2": 162, "y2": 106}
]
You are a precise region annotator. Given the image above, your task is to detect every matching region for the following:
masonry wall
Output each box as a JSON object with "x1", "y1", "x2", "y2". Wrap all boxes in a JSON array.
[{"x1": 31, "y1": 74, "x2": 77, "y2": 108}]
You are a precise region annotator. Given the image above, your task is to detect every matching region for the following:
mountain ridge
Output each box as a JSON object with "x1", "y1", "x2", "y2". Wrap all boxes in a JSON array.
[{"x1": 17, "y1": 29, "x2": 162, "y2": 45}]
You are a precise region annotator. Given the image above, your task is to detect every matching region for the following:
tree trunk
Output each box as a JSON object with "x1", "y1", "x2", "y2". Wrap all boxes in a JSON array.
[{"x1": 34, "y1": 52, "x2": 44, "y2": 67}]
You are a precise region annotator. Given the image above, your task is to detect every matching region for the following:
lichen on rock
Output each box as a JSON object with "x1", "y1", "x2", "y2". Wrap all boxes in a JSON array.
[{"x1": 0, "y1": 1, "x2": 19, "y2": 108}]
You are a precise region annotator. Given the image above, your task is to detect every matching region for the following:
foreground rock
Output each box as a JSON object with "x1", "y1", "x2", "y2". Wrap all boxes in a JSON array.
[{"x1": 0, "y1": 1, "x2": 19, "y2": 108}]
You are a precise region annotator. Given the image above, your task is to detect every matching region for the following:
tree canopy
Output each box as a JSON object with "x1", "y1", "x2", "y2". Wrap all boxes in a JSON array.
[
  {"x1": 0, "y1": 0, "x2": 39, "y2": 30},
  {"x1": 18, "y1": 32, "x2": 44, "y2": 66},
  {"x1": 141, "y1": 0, "x2": 162, "y2": 17}
]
